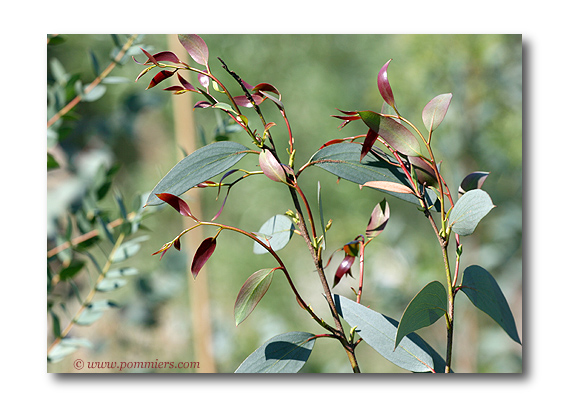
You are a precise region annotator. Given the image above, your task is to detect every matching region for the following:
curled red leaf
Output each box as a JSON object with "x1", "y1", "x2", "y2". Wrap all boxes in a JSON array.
[
  {"x1": 333, "y1": 255, "x2": 355, "y2": 288},
  {"x1": 152, "y1": 51, "x2": 181, "y2": 64},
  {"x1": 191, "y1": 237, "x2": 216, "y2": 279},
  {"x1": 378, "y1": 59, "x2": 397, "y2": 112},
  {"x1": 361, "y1": 128, "x2": 379, "y2": 161},
  {"x1": 177, "y1": 73, "x2": 196, "y2": 91},
  {"x1": 146, "y1": 70, "x2": 174, "y2": 90},
  {"x1": 156, "y1": 193, "x2": 197, "y2": 220}
]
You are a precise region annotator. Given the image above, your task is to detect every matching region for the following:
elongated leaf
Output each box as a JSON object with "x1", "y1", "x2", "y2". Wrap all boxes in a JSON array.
[
  {"x1": 409, "y1": 156, "x2": 438, "y2": 187},
  {"x1": 178, "y1": 34, "x2": 209, "y2": 66},
  {"x1": 459, "y1": 171, "x2": 489, "y2": 197},
  {"x1": 145, "y1": 142, "x2": 250, "y2": 206},
  {"x1": 106, "y1": 267, "x2": 138, "y2": 278},
  {"x1": 48, "y1": 338, "x2": 92, "y2": 363},
  {"x1": 378, "y1": 59, "x2": 397, "y2": 111},
  {"x1": 366, "y1": 199, "x2": 390, "y2": 240},
  {"x1": 259, "y1": 150, "x2": 287, "y2": 183},
  {"x1": 75, "y1": 300, "x2": 118, "y2": 326},
  {"x1": 235, "y1": 331, "x2": 316, "y2": 373},
  {"x1": 96, "y1": 278, "x2": 127, "y2": 292},
  {"x1": 395, "y1": 281, "x2": 447, "y2": 348},
  {"x1": 146, "y1": 70, "x2": 174, "y2": 90},
  {"x1": 448, "y1": 189, "x2": 494, "y2": 236},
  {"x1": 460, "y1": 265, "x2": 521, "y2": 344},
  {"x1": 422, "y1": 93, "x2": 452, "y2": 133},
  {"x1": 111, "y1": 236, "x2": 150, "y2": 263},
  {"x1": 309, "y1": 143, "x2": 438, "y2": 209},
  {"x1": 234, "y1": 268, "x2": 275, "y2": 325},
  {"x1": 191, "y1": 237, "x2": 216, "y2": 279},
  {"x1": 334, "y1": 295, "x2": 445, "y2": 372},
  {"x1": 378, "y1": 117, "x2": 422, "y2": 157},
  {"x1": 362, "y1": 180, "x2": 415, "y2": 195},
  {"x1": 253, "y1": 215, "x2": 295, "y2": 254},
  {"x1": 156, "y1": 193, "x2": 197, "y2": 219},
  {"x1": 59, "y1": 260, "x2": 85, "y2": 280}
]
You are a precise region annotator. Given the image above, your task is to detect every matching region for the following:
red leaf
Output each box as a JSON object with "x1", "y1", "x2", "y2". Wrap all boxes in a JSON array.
[
  {"x1": 156, "y1": 193, "x2": 197, "y2": 220},
  {"x1": 259, "y1": 150, "x2": 288, "y2": 183},
  {"x1": 140, "y1": 48, "x2": 158, "y2": 65},
  {"x1": 361, "y1": 128, "x2": 379, "y2": 161},
  {"x1": 191, "y1": 237, "x2": 216, "y2": 279},
  {"x1": 333, "y1": 255, "x2": 355, "y2": 287},
  {"x1": 378, "y1": 59, "x2": 397, "y2": 111},
  {"x1": 251, "y1": 83, "x2": 280, "y2": 98},
  {"x1": 319, "y1": 139, "x2": 345, "y2": 150},
  {"x1": 366, "y1": 200, "x2": 390, "y2": 240},
  {"x1": 178, "y1": 34, "x2": 209, "y2": 66},
  {"x1": 152, "y1": 51, "x2": 181, "y2": 64},
  {"x1": 194, "y1": 101, "x2": 212, "y2": 109},
  {"x1": 146, "y1": 70, "x2": 174, "y2": 90},
  {"x1": 234, "y1": 94, "x2": 264, "y2": 108},
  {"x1": 177, "y1": 73, "x2": 196, "y2": 91},
  {"x1": 173, "y1": 237, "x2": 181, "y2": 251},
  {"x1": 163, "y1": 85, "x2": 187, "y2": 94}
]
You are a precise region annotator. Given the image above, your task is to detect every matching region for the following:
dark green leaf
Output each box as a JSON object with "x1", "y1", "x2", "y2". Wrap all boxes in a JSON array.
[
  {"x1": 448, "y1": 189, "x2": 494, "y2": 236},
  {"x1": 253, "y1": 215, "x2": 295, "y2": 254},
  {"x1": 460, "y1": 265, "x2": 521, "y2": 344},
  {"x1": 234, "y1": 268, "x2": 275, "y2": 326},
  {"x1": 50, "y1": 310, "x2": 61, "y2": 339},
  {"x1": 145, "y1": 142, "x2": 250, "y2": 207},
  {"x1": 89, "y1": 49, "x2": 100, "y2": 76},
  {"x1": 47, "y1": 152, "x2": 60, "y2": 170},
  {"x1": 334, "y1": 295, "x2": 444, "y2": 372},
  {"x1": 59, "y1": 260, "x2": 85, "y2": 281},
  {"x1": 395, "y1": 281, "x2": 447, "y2": 348},
  {"x1": 235, "y1": 331, "x2": 316, "y2": 373},
  {"x1": 458, "y1": 171, "x2": 489, "y2": 197}
]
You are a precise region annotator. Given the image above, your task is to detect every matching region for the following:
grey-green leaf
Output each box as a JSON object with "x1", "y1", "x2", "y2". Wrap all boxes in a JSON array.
[
  {"x1": 235, "y1": 331, "x2": 315, "y2": 373},
  {"x1": 460, "y1": 265, "x2": 521, "y2": 344},
  {"x1": 395, "y1": 281, "x2": 447, "y2": 349},
  {"x1": 253, "y1": 215, "x2": 295, "y2": 254},
  {"x1": 145, "y1": 142, "x2": 250, "y2": 206},
  {"x1": 75, "y1": 300, "x2": 118, "y2": 326},
  {"x1": 48, "y1": 338, "x2": 92, "y2": 363},
  {"x1": 96, "y1": 278, "x2": 127, "y2": 292},
  {"x1": 234, "y1": 268, "x2": 275, "y2": 326},
  {"x1": 448, "y1": 189, "x2": 494, "y2": 236},
  {"x1": 334, "y1": 295, "x2": 446, "y2": 372}
]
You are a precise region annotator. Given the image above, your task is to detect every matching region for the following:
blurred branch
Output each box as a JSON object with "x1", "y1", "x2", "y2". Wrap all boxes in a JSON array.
[{"x1": 47, "y1": 34, "x2": 138, "y2": 129}]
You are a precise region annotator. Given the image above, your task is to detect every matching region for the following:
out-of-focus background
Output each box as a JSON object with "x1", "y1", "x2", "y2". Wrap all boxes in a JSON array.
[{"x1": 47, "y1": 34, "x2": 522, "y2": 373}]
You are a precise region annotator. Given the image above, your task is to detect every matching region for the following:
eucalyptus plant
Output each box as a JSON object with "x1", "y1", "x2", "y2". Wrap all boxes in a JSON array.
[{"x1": 136, "y1": 34, "x2": 521, "y2": 373}]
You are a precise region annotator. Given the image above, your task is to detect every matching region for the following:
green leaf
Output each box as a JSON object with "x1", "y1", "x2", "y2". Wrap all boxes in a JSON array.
[
  {"x1": 235, "y1": 331, "x2": 316, "y2": 373},
  {"x1": 50, "y1": 310, "x2": 61, "y2": 339},
  {"x1": 422, "y1": 93, "x2": 452, "y2": 133},
  {"x1": 448, "y1": 189, "x2": 494, "y2": 236},
  {"x1": 47, "y1": 152, "x2": 60, "y2": 170},
  {"x1": 253, "y1": 215, "x2": 295, "y2": 254},
  {"x1": 395, "y1": 281, "x2": 447, "y2": 349},
  {"x1": 458, "y1": 171, "x2": 489, "y2": 197},
  {"x1": 145, "y1": 142, "x2": 250, "y2": 207},
  {"x1": 334, "y1": 295, "x2": 446, "y2": 372},
  {"x1": 82, "y1": 84, "x2": 106, "y2": 102},
  {"x1": 234, "y1": 268, "x2": 275, "y2": 326},
  {"x1": 309, "y1": 143, "x2": 439, "y2": 209},
  {"x1": 460, "y1": 265, "x2": 521, "y2": 344},
  {"x1": 111, "y1": 236, "x2": 149, "y2": 263},
  {"x1": 358, "y1": 111, "x2": 421, "y2": 157},
  {"x1": 75, "y1": 300, "x2": 118, "y2": 326},
  {"x1": 47, "y1": 338, "x2": 91, "y2": 363},
  {"x1": 59, "y1": 260, "x2": 85, "y2": 281}
]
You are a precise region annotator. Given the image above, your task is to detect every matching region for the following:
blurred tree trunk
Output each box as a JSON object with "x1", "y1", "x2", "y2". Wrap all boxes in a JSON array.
[{"x1": 168, "y1": 34, "x2": 216, "y2": 373}]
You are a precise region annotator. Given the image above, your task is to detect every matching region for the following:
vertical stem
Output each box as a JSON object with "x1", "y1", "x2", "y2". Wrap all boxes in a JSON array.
[{"x1": 441, "y1": 240, "x2": 455, "y2": 373}]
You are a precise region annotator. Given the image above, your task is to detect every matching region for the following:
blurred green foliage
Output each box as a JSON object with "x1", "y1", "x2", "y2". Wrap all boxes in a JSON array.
[{"x1": 47, "y1": 34, "x2": 521, "y2": 373}]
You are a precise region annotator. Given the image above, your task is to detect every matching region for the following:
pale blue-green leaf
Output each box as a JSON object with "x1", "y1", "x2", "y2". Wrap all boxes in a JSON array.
[
  {"x1": 82, "y1": 84, "x2": 106, "y2": 102},
  {"x1": 145, "y1": 142, "x2": 250, "y2": 206},
  {"x1": 395, "y1": 281, "x2": 447, "y2": 348},
  {"x1": 253, "y1": 215, "x2": 295, "y2": 254},
  {"x1": 448, "y1": 189, "x2": 494, "y2": 236},
  {"x1": 111, "y1": 236, "x2": 150, "y2": 263},
  {"x1": 334, "y1": 294, "x2": 444, "y2": 372},
  {"x1": 75, "y1": 300, "x2": 118, "y2": 326},
  {"x1": 96, "y1": 278, "x2": 127, "y2": 292},
  {"x1": 47, "y1": 338, "x2": 92, "y2": 363},
  {"x1": 106, "y1": 267, "x2": 138, "y2": 278},
  {"x1": 235, "y1": 331, "x2": 315, "y2": 373},
  {"x1": 460, "y1": 265, "x2": 521, "y2": 344}
]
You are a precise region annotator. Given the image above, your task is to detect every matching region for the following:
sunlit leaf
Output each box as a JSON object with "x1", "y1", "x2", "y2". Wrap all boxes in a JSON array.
[
  {"x1": 234, "y1": 268, "x2": 276, "y2": 326},
  {"x1": 377, "y1": 116, "x2": 422, "y2": 157},
  {"x1": 395, "y1": 281, "x2": 447, "y2": 348},
  {"x1": 235, "y1": 331, "x2": 316, "y2": 373},
  {"x1": 96, "y1": 278, "x2": 127, "y2": 292},
  {"x1": 156, "y1": 193, "x2": 197, "y2": 220},
  {"x1": 460, "y1": 265, "x2": 521, "y2": 344},
  {"x1": 409, "y1": 156, "x2": 438, "y2": 187},
  {"x1": 377, "y1": 59, "x2": 397, "y2": 112},
  {"x1": 253, "y1": 215, "x2": 295, "y2": 254},
  {"x1": 75, "y1": 300, "x2": 118, "y2": 326},
  {"x1": 48, "y1": 338, "x2": 92, "y2": 363},
  {"x1": 259, "y1": 149, "x2": 288, "y2": 183},
  {"x1": 145, "y1": 142, "x2": 250, "y2": 207},
  {"x1": 106, "y1": 267, "x2": 138, "y2": 278},
  {"x1": 361, "y1": 180, "x2": 415, "y2": 195},
  {"x1": 422, "y1": 93, "x2": 452, "y2": 133},
  {"x1": 151, "y1": 51, "x2": 181, "y2": 64},
  {"x1": 191, "y1": 237, "x2": 216, "y2": 279},
  {"x1": 178, "y1": 34, "x2": 209, "y2": 66},
  {"x1": 333, "y1": 255, "x2": 355, "y2": 288},
  {"x1": 366, "y1": 199, "x2": 390, "y2": 240},
  {"x1": 448, "y1": 189, "x2": 494, "y2": 236},
  {"x1": 146, "y1": 70, "x2": 174, "y2": 90}
]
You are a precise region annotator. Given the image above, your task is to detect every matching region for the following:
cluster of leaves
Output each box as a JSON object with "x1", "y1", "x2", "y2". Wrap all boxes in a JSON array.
[
  {"x1": 137, "y1": 35, "x2": 521, "y2": 373},
  {"x1": 47, "y1": 34, "x2": 158, "y2": 363}
]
